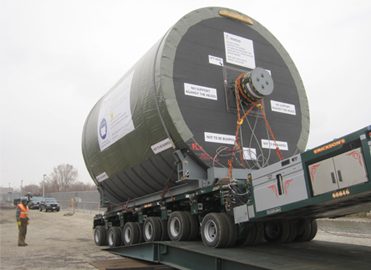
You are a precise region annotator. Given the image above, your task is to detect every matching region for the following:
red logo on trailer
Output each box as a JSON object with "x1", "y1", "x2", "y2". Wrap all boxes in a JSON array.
[{"x1": 346, "y1": 150, "x2": 364, "y2": 167}]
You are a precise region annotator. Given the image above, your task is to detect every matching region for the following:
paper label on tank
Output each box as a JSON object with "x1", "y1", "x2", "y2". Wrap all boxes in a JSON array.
[
  {"x1": 96, "y1": 172, "x2": 109, "y2": 182},
  {"x1": 208, "y1": 55, "x2": 224, "y2": 66},
  {"x1": 151, "y1": 138, "x2": 174, "y2": 154},
  {"x1": 270, "y1": 100, "x2": 296, "y2": 115},
  {"x1": 204, "y1": 132, "x2": 235, "y2": 145},
  {"x1": 261, "y1": 139, "x2": 288, "y2": 151},
  {"x1": 243, "y1": 147, "x2": 257, "y2": 160},
  {"x1": 98, "y1": 71, "x2": 135, "y2": 151},
  {"x1": 184, "y1": 83, "x2": 217, "y2": 100},
  {"x1": 224, "y1": 32, "x2": 255, "y2": 69}
]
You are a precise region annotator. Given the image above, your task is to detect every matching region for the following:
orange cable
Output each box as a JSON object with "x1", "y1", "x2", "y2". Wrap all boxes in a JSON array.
[{"x1": 259, "y1": 101, "x2": 284, "y2": 160}]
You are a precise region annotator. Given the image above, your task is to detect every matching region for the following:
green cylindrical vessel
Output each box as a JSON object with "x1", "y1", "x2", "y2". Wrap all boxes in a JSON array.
[{"x1": 82, "y1": 7, "x2": 310, "y2": 204}]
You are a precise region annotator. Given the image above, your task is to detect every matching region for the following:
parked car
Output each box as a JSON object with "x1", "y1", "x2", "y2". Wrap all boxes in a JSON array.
[
  {"x1": 28, "y1": 196, "x2": 44, "y2": 209},
  {"x1": 39, "y1": 197, "x2": 60, "y2": 212}
]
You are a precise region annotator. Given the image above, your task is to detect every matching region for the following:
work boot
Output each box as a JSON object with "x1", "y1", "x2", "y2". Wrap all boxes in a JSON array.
[{"x1": 18, "y1": 243, "x2": 26, "y2": 247}]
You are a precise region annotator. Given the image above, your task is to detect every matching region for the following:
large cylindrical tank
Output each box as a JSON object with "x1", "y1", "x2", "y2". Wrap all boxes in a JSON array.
[{"x1": 82, "y1": 7, "x2": 309, "y2": 204}]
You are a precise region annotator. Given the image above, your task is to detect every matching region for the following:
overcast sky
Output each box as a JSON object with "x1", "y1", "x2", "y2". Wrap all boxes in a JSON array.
[{"x1": 1, "y1": 0, "x2": 370, "y2": 189}]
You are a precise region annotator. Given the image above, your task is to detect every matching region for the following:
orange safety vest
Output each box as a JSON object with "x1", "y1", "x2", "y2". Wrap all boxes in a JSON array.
[{"x1": 17, "y1": 203, "x2": 29, "y2": 219}]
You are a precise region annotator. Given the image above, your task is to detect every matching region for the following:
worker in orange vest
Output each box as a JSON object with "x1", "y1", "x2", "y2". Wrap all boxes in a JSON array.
[{"x1": 16, "y1": 198, "x2": 29, "y2": 246}]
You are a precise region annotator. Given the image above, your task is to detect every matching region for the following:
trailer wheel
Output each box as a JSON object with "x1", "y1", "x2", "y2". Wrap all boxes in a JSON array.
[
  {"x1": 296, "y1": 219, "x2": 317, "y2": 242},
  {"x1": 285, "y1": 220, "x2": 298, "y2": 243},
  {"x1": 220, "y1": 213, "x2": 237, "y2": 247},
  {"x1": 255, "y1": 222, "x2": 265, "y2": 244},
  {"x1": 264, "y1": 220, "x2": 290, "y2": 242},
  {"x1": 107, "y1": 226, "x2": 122, "y2": 247},
  {"x1": 143, "y1": 217, "x2": 162, "y2": 242},
  {"x1": 94, "y1": 225, "x2": 107, "y2": 246},
  {"x1": 160, "y1": 219, "x2": 169, "y2": 241},
  {"x1": 237, "y1": 223, "x2": 255, "y2": 246},
  {"x1": 136, "y1": 222, "x2": 144, "y2": 243},
  {"x1": 184, "y1": 212, "x2": 199, "y2": 240},
  {"x1": 122, "y1": 222, "x2": 141, "y2": 245},
  {"x1": 168, "y1": 211, "x2": 190, "y2": 241},
  {"x1": 201, "y1": 213, "x2": 229, "y2": 248},
  {"x1": 238, "y1": 222, "x2": 264, "y2": 246},
  {"x1": 308, "y1": 220, "x2": 318, "y2": 241}
]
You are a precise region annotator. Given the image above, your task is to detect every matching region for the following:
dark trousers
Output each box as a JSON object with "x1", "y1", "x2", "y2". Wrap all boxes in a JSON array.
[{"x1": 18, "y1": 218, "x2": 28, "y2": 245}]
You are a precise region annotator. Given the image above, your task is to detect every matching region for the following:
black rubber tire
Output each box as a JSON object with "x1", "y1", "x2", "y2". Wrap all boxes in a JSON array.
[
  {"x1": 184, "y1": 212, "x2": 199, "y2": 241},
  {"x1": 308, "y1": 220, "x2": 318, "y2": 241},
  {"x1": 284, "y1": 220, "x2": 298, "y2": 243},
  {"x1": 107, "y1": 226, "x2": 122, "y2": 247},
  {"x1": 94, "y1": 225, "x2": 107, "y2": 246},
  {"x1": 237, "y1": 223, "x2": 255, "y2": 246},
  {"x1": 160, "y1": 219, "x2": 169, "y2": 241},
  {"x1": 264, "y1": 220, "x2": 290, "y2": 243},
  {"x1": 220, "y1": 213, "x2": 237, "y2": 247},
  {"x1": 254, "y1": 222, "x2": 265, "y2": 245},
  {"x1": 122, "y1": 222, "x2": 141, "y2": 245},
  {"x1": 136, "y1": 222, "x2": 144, "y2": 243},
  {"x1": 200, "y1": 213, "x2": 229, "y2": 248},
  {"x1": 296, "y1": 219, "x2": 317, "y2": 242},
  {"x1": 143, "y1": 217, "x2": 162, "y2": 242},
  {"x1": 167, "y1": 211, "x2": 191, "y2": 241}
]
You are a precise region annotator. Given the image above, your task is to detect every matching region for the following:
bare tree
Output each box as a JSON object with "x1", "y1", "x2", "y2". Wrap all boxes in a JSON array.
[
  {"x1": 23, "y1": 184, "x2": 41, "y2": 195},
  {"x1": 68, "y1": 181, "x2": 96, "y2": 192},
  {"x1": 49, "y1": 164, "x2": 78, "y2": 192}
]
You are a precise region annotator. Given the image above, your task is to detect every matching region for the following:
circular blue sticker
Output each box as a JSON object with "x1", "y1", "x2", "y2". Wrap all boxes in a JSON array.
[{"x1": 99, "y1": 118, "x2": 107, "y2": 140}]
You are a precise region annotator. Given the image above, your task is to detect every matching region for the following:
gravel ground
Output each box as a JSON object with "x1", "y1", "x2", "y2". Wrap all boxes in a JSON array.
[
  {"x1": 1, "y1": 208, "x2": 370, "y2": 269},
  {"x1": 316, "y1": 218, "x2": 371, "y2": 247},
  {"x1": 0, "y1": 208, "x2": 119, "y2": 270}
]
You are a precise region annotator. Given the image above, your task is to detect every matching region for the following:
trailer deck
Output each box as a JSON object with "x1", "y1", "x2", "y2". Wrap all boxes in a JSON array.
[{"x1": 107, "y1": 240, "x2": 371, "y2": 270}]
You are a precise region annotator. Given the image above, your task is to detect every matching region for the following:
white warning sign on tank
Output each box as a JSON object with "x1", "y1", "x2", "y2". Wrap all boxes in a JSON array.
[
  {"x1": 204, "y1": 132, "x2": 235, "y2": 145},
  {"x1": 224, "y1": 32, "x2": 255, "y2": 69},
  {"x1": 96, "y1": 172, "x2": 109, "y2": 183},
  {"x1": 261, "y1": 139, "x2": 288, "y2": 151},
  {"x1": 184, "y1": 83, "x2": 217, "y2": 100},
  {"x1": 208, "y1": 55, "x2": 224, "y2": 66},
  {"x1": 98, "y1": 70, "x2": 135, "y2": 151},
  {"x1": 243, "y1": 147, "x2": 257, "y2": 160},
  {"x1": 151, "y1": 138, "x2": 174, "y2": 154},
  {"x1": 270, "y1": 100, "x2": 296, "y2": 115}
]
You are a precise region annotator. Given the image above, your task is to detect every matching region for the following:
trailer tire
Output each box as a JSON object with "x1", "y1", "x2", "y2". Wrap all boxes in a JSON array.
[
  {"x1": 254, "y1": 222, "x2": 265, "y2": 244},
  {"x1": 285, "y1": 220, "x2": 298, "y2": 243},
  {"x1": 296, "y1": 219, "x2": 317, "y2": 242},
  {"x1": 107, "y1": 226, "x2": 122, "y2": 247},
  {"x1": 122, "y1": 222, "x2": 141, "y2": 245},
  {"x1": 136, "y1": 222, "x2": 144, "y2": 243},
  {"x1": 264, "y1": 220, "x2": 290, "y2": 243},
  {"x1": 143, "y1": 217, "x2": 162, "y2": 242},
  {"x1": 220, "y1": 213, "x2": 237, "y2": 247},
  {"x1": 184, "y1": 212, "x2": 199, "y2": 240},
  {"x1": 308, "y1": 220, "x2": 318, "y2": 241},
  {"x1": 201, "y1": 213, "x2": 229, "y2": 248},
  {"x1": 168, "y1": 211, "x2": 190, "y2": 241},
  {"x1": 160, "y1": 219, "x2": 169, "y2": 241},
  {"x1": 237, "y1": 223, "x2": 255, "y2": 246},
  {"x1": 94, "y1": 225, "x2": 107, "y2": 246}
]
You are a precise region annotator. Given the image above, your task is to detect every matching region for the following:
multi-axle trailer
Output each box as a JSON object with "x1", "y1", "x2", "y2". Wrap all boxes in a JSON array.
[
  {"x1": 81, "y1": 6, "x2": 371, "y2": 252},
  {"x1": 93, "y1": 126, "x2": 371, "y2": 248}
]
